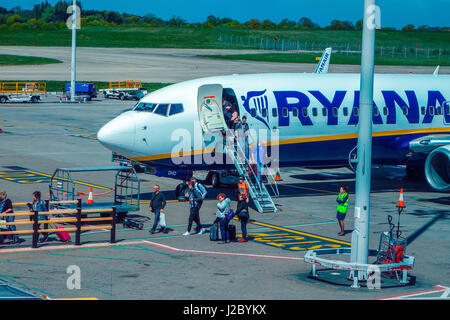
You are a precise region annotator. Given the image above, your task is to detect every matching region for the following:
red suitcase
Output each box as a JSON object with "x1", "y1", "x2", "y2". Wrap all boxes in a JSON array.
[{"x1": 55, "y1": 226, "x2": 71, "y2": 242}]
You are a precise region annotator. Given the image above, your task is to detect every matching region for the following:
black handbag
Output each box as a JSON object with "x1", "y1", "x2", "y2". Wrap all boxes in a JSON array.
[{"x1": 237, "y1": 210, "x2": 249, "y2": 220}]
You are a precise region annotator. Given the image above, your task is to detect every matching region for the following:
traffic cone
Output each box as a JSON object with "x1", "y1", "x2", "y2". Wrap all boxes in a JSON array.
[
  {"x1": 397, "y1": 188, "x2": 405, "y2": 208},
  {"x1": 87, "y1": 187, "x2": 94, "y2": 204},
  {"x1": 275, "y1": 169, "x2": 282, "y2": 181}
]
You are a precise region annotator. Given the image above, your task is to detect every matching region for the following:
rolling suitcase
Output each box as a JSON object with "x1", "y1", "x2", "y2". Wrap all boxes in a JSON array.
[
  {"x1": 210, "y1": 224, "x2": 219, "y2": 241},
  {"x1": 55, "y1": 226, "x2": 71, "y2": 242},
  {"x1": 227, "y1": 224, "x2": 236, "y2": 242}
]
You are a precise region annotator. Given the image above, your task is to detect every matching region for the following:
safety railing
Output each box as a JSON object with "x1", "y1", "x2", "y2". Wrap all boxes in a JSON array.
[
  {"x1": 0, "y1": 82, "x2": 47, "y2": 93},
  {"x1": 108, "y1": 80, "x2": 142, "y2": 89},
  {"x1": 0, "y1": 199, "x2": 116, "y2": 249}
]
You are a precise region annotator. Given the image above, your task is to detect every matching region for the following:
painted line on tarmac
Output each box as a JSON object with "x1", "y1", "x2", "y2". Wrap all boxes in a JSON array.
[
  {"x1": 249, "y1": 219, "x2": 351, "y2": 246},
  {"x1": 141, "y1": 240, "x2": 304, "y2": 261},
  {"x1": 371, "y1": 285, "x2": 449, "y2": 300}
]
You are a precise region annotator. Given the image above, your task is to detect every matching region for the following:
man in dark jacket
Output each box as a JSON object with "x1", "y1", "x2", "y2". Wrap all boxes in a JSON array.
[
  {"x1": 149, "y1": 185, "x2": 167, "y2": 234},
  {"x1": 0, "y1": 191, "x2": 22, "y2": 244}
]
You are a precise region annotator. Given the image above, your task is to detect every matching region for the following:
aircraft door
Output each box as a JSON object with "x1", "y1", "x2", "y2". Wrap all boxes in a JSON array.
[{"x1": 197, "y1": 84, "x2": 226, "y2": 132}]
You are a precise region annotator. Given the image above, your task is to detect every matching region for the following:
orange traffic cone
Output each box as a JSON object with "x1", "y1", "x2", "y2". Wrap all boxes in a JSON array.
[
  {"x1": 397, "y1": 188, "x2": 405, "y2": 208},
  {"x1": 275, "y1": 169, "x2": 282, "y2": 181},
  {"x1": 87, "y1": 187, "x2": 94, "y2": 204}
]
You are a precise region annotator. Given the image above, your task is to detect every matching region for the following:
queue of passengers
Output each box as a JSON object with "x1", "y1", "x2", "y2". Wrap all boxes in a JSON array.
[{"x1": 150, "y1": 176, "x2": 250, "y2": 244}]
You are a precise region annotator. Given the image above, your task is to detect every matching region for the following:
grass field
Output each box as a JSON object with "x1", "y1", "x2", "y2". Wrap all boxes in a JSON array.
[
  {"x1": 0, "y1": 26, "x2": 449, "y2": 50},
  {"x1": 0, "y1": 80, "x2": 171, "y2": 92},
  {"x1": 201, "y1": 52, "x2": 450, "y2": 66},
  {"x1": 0, "y1": 54, "x2": 62, "y2": 66}
]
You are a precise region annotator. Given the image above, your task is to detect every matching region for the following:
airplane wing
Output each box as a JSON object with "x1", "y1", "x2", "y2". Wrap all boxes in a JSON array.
[
  {"x1": 433, "y1": 65, "x2": 440, "y2": 76},
  {"x1": 314, "y1": 47, "x2": 332, "y2": 74}
]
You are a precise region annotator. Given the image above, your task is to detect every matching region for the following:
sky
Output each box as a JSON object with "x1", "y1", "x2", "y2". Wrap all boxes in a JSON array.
[{"x1": 2, "y1": 0, "x2": 449, "y2": 28}]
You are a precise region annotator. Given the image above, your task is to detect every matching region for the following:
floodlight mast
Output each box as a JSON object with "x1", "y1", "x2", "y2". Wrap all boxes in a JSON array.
[
  {"x1": 70, "y1": 0, "x2": 77, "y2": 102},
  {"x1": 350, "y1": 0, "x2": 377, "y2": 279}
]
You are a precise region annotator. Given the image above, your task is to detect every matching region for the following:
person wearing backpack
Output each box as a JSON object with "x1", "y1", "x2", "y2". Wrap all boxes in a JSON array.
[
  {"x1": 183, "y1": 182, "x2": 206, "y2": 236},
  {"x1": 215, "y1": 193, "x2": 231, "y2": 244},
  {"x1": 190, "y1": 177, "x2": 207, "y2": 209},
  {"x1": 235, "y1": 193, "x2": 250, "y2": 242}
]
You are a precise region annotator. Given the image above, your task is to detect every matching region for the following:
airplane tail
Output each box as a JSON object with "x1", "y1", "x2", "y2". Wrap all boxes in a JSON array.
[{"x1": 314, "y1": 47, "x2": 332, "y2": 74}]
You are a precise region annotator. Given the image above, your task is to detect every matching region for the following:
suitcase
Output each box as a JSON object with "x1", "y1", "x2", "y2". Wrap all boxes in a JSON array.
[
  {"x1": 227, "y1": 224, "x2": 236, "y2": 242},
  {"x1": 55, "y1": 226, "x2": 71, "y2": 242},
  {"x1": 210, "y1": 224, "x2": 219, "y2": 241}
]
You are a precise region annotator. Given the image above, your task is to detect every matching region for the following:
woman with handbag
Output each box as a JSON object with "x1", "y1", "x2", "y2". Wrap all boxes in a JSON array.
[
  {"x1": 215, "y1": 193, "x2": 231, "y2": 244},
  {"x1": 235, "y1": 193, "x2": 250, "y2": 243}
]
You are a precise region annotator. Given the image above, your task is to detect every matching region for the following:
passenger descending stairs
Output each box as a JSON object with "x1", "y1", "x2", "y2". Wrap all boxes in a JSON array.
[{"x1": 224, "y1": 138, "x2": 278, "y2": 213}]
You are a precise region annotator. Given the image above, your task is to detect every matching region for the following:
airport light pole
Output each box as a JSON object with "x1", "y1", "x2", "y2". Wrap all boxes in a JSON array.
[
  {"x1": 70, "y1": 0, "x2": 77, "y2": 102},
  {"x1": 350, "y1": 0, "x2": 377, "y2": 280}
]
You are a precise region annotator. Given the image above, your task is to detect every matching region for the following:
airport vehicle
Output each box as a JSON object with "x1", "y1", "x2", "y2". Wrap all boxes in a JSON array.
[
  {"x1": 64, "y1": 83, "x2": 97, "y2": 101},
  {"x1": 97, "y1": 72, "x2": 450, "y2": 212},
  {"x1": 0, "y1": 82, "x2": 46, "y2": 103},
  {"x1": 101, "y1": 80, "x2": 148, "y2": 100}
]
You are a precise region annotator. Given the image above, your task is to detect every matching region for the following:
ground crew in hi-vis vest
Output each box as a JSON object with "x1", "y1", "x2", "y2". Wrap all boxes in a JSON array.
[{"x1": 336, "y1": 186, "x2": 349, "y2": 236}]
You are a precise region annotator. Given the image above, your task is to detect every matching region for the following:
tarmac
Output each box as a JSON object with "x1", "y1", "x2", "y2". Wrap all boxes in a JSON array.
[
  {"x1": 0, "y1": 97, "x2": 449, "y2": 300},
  {"x1": 0, "y1": 46, "x2": 449, "y2": 83}
]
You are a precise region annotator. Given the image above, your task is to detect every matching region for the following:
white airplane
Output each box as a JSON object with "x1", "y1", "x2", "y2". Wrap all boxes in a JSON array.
[{"x1": 97, "y1": 72, "x2": 450, "y2": 192}]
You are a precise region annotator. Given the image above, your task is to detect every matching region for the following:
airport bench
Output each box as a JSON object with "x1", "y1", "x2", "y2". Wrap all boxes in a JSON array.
[{"x1": 0, "y1": 199, "x2": 116, "y2": 249}]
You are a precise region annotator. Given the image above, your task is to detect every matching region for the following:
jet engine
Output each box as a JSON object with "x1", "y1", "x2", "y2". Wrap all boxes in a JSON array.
[{"x1": 425, "y1": 144, "x2": 450, "y2": 191}]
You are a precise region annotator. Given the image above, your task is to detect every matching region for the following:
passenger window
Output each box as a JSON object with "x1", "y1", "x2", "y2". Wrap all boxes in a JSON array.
[
  {"x1": 154, "y1": 104, "x2": 169, "y2": 116},
  {"x1": 262, "y1": 108, "x2": 267, "y2": 118},
  {"x1": 272, "y1": 108, "x2": 278, "y2": 117},
  {"x1": 437, "y1": 106, "x2": 443, "y2": 115},
  {"x1": 134, "y1": 102, "x2": 157, "y2": 112},
  {"x1": 429, "y1": 107, "x2": 435, "y2": 116},
  {"x1": 353, "y1": 107, "x2": 359, "y2": 117},
  {"x1": 282, "y1": 108, "x2": 288, "y2": 117},
  {"x1": 343, "y1": 107, "x2": 348, "y2": 117},
  {"x1": 312, "y1": 108, "x2": 318, "y2": 117},
  {"x1": 373, "y1": 107, "x2": 380, "y2": 117},
  {"x1": 421, "y1": 107, "x2": 426, "y2": 115},
  {"x1": 402, "y1": 106, "x2": 408, "y2": 116},
  {"x1": 292, "y1": 108, "x2": 298, "y2": 117},
  {"x1": 302, "y1": 108, "x2": 308, "y2": 117},
  {"x1": 446, "y1": 105, "x2": 450, "y2": 115},
  {"x1": 250, "y1": 108, "x2": 257, "y2": 117},
  {"x1": 169, "y1": 103, "x2": 183, "y2": 116},
  {"x1": 332, "y1": 107, "x2": 338, "y2": 117},
  {"x1": 383, "y1": 107, "x2": 388, "y2": 116}
]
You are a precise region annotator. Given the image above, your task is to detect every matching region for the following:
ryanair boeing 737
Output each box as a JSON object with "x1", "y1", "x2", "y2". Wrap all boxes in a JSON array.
[{"x1": 97, "y1": 71, "x2": 450, "y2": 193}]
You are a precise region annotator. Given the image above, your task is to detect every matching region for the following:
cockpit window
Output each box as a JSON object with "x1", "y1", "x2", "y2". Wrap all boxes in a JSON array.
[
  {"x1": 169, "y1": 103, "x2": 184, "y2": 116},
  {"x1": 154, "y1": 104, "x2": 169, "y2": 116},
  {"x1": 134, "y1": 103, "x2": 157, "y2": 112}
]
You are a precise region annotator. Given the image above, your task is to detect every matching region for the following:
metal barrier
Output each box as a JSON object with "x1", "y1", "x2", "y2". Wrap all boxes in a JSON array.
[{"x1": 0, "y1": 199, "x2": 116, "y2": 249}]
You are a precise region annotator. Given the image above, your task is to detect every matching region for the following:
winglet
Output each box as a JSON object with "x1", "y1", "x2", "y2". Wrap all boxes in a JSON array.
[
  {"x1": 433, "y1": 65, "x2": 440, "y2": 76},
  {"x1": 314, "y1": 47, "x2": 332, "y2": 74}
]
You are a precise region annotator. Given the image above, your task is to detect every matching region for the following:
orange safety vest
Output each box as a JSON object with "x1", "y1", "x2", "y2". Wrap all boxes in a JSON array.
[{"x1": 238, "y1": 182, "x2": 249, "y2": 197}]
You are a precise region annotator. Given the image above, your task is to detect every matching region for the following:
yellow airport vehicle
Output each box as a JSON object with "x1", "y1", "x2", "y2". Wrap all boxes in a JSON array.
[
  {"x1": 0, "y1": 81, "x2": 47, "y2": 103},
  {"x1": 100, "y1": 80, "x2": 147, "y2": 101}
]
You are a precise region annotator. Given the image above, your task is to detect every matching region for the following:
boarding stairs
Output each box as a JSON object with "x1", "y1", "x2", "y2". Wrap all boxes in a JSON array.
[{"x1": 223, "y1": 134, "x2": 278, "y2": 213}]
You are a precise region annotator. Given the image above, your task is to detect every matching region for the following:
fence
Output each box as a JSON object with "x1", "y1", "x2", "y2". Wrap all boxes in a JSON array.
[
  {"x1": 217, "y1": 33, "x2": 450, "y2": 61},
  {"x1": 0, "y1": 199, "x2": 116, "y2": 249}
]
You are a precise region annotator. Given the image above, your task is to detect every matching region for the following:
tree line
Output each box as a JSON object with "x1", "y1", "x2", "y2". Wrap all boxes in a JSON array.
[{"x1": 0, "y1": 1, "x2": 448, "y2": 32}]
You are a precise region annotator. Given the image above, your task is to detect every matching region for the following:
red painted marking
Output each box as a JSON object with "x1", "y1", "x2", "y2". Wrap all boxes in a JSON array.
[
  {"x1": 0, "y1": 240, "x2": 145, "y2": 254},
  {"x1": 371, "y1": 285, "x2": 447, "y2": 300},
  {"x1": 203, "y1": 96, "x2": 215, "y2": 99}
]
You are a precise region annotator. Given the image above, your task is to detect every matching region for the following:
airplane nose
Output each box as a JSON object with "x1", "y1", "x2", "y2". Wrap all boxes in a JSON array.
[{"x1": 97, "y1": 113, "x2": 136, "y2": 153}]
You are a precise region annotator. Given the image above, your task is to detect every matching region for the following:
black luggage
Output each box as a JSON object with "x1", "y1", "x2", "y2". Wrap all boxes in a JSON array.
[
  {"x1": 227, "y1": 224, "x2": 236, "y2": 241},
  {"x1": 210, "y1": 224, "x2": 219, "y2": 241}
]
